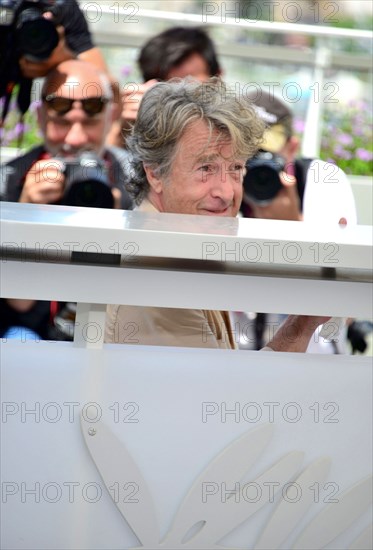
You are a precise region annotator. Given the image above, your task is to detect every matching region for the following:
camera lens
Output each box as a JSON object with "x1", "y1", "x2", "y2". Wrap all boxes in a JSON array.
[
  {"x1": 16, "y1": 9, "x2": 59, "y2": 61},
  {"x1": 64, "y1": 179, "x2": 114, "y2": 209},
  {"x1": 62, "y1": 153, "x2": 114, "y2": 209},
  {"x1": 244, "y1": 166, "x2": 283, "y2": 204},
  {"x1": 243, "y1": 151, "x2": 285, "y2": 205}
]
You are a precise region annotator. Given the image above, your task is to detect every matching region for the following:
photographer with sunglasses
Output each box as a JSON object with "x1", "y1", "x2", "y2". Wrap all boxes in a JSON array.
[
  {"x1": 0, "y1": 59, "x2": 132, "y2": 342},
  {"x1": 1, "y1": 59, "x2": 132, "y2": 208}
]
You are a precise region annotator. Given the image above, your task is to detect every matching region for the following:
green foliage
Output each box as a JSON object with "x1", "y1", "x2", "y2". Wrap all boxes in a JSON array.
[
  {"x1": 320, "y1": 101, "x2": 373, "y2": 176},
  {"x1": 0, "y1": 93, "x2": 42, "y2": 149}
]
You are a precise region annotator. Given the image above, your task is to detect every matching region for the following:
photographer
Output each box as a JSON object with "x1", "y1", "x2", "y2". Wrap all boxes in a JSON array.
[
  {"x1": 1, "y1": 59, "x2": 132, "y2": 208},
  {"x1": 241, "y1": 91, "x2": 357, "y2": 225},
  {"x1": 240, "y1": 90, "x2": 357, "y2": 352},
  {"x1": 107, "y1": 26, "x2": 221, "y2": 147},
  {"x1": 0, "y1": 0, "x2": 107, "y2": 83},
  {"x1": 1, "y1": 0, "x2": 124, "y2": 143},
  {"x1": 0, "y1": 59, "x2": 132, "y2": 341}
]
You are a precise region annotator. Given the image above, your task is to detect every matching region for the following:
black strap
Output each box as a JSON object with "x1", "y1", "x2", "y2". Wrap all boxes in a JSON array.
[{"x1": 294, "y1": 158, "x2": 314, "y2": 211}]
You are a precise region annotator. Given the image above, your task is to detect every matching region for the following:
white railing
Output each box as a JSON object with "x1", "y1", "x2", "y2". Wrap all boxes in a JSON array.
[
  {"x1": 1, "y1": 203, "x2": 372, "y2": 550},
  {"x1": 1, "y1": 202, "x2": 372, "y2": 324},
  {"x1": 1, "y1": 201, "x2": 372, "y2": 350}
]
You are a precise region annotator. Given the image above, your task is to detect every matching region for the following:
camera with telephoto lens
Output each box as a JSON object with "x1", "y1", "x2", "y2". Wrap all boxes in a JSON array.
[
  {"x1": 60, "y1": 152, "x2": 114, "y2": 209},
  {"x1": 0, "y1": 0, "x2": 63, "y2": 62},
  {"x1": 243, "y1": 150, "x2": 286, "y2": 205},
  {"x1": 0, "y1": 0, "x2": 64, "y2": 123}
]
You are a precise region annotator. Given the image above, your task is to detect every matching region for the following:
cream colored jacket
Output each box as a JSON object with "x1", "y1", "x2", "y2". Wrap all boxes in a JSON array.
[{"x1": 104, "y1": 199, "x2": 237, "y2": 349}]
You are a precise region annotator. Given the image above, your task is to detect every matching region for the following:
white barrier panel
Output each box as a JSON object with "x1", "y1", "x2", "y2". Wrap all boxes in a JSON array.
[
  {"x1": 1, "y1": 341, "x2": 372, "y2": 550},
  {"x1": 1, "y1": 203, "x2": 372, "y2": 318}
]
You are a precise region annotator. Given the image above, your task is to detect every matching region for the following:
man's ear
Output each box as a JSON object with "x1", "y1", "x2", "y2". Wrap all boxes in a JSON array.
[
  {"x1": 143, "y1": 164, "x2": 163, "y2": 194},
  {"x1": 109, "y1": 80, "x2": 121, "y2": 122},
  {"x1": 108, "y1": 101, "x2": 117, "y2": 125}
]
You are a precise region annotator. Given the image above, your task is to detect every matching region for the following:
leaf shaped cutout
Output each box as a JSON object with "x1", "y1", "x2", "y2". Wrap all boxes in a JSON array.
[
  {"x1": 292, "y1": 475, "x2": 373, "y2": 549},
  {"x1": 254, "y1": 457, "x2": 331, "y2": 550},
  {"x1": 161, "y1": 423, "x2": 274, "y2": 547},
  {"x1": 81, "y1": 415, "x2": 160, "y2": 547},
  {"x1": 181, "y1": 521, "x2": 206, "y2": 544},
  {"x1": 348, "y1": 524, "x2": 373, "y2": 550},
  {"x1": 188, "y1": 450, "x2": 304, "y2": 547}
]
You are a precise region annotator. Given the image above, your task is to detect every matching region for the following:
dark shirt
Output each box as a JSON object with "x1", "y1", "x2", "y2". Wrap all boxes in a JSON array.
[{"x1": 59, "y1": 0, "x2": 94, "y2": 55}]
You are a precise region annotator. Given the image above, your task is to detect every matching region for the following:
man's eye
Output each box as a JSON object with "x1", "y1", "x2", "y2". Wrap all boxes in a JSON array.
[
  {"x1": 226, "y1": 162, "x2": 244, "y2": 173},
  {"x1": 199, "y1": 164, "x2": 214, "y2": 173},
  {"x1": 231, "y1": 163, "x2": 244, "y2": 171}
]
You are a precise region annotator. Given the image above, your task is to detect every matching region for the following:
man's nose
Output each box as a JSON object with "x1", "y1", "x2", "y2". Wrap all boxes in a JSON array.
[
  {"x1": 64, "y1": 122, "x2": 88, "y2": 148},
  {"x1": 211, "y1": 168, "x2": 235, "y2": 202}
]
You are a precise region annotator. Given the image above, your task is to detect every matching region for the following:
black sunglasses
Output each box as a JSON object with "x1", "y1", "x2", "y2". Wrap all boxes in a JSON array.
[{"x1": 42, "y1": 94, "x2": 110, "y2": 116}]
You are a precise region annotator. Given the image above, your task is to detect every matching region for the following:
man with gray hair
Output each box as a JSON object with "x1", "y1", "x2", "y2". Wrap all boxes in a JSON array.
[{"x1": 105, "y1": 78, "x2": 328, "y2": 351}]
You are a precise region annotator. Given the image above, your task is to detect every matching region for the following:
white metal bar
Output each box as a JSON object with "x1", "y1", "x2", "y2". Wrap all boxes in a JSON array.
[
  {"x1": 74, "y1": 303, "x2": 107, "y2": 349},
  {"x1": 93, "y1": 32, "x2": 373, "y2": 71},
  {"x1": 1, "y1": 204, "x2": 371, "y2": 319},
  {"x1": 87, "y1": 5, "x2": 373, "y2": 40},
  {"x1": 1, "y1": 260, "x2": 371, "y2": 318},
  {"x1": 301, "y1": 47, "x2": 331, "y2": 158},
  {"x1": 1, "y1": 203, "x2": 372, "y2": 271}
]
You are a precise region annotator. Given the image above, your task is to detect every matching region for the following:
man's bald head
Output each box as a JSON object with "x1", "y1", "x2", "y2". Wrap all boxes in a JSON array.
[
  {"x1": 39, "y1": 59, "x2": 113, "y2": 158},
  {"x1": 42, "y1": 59, "x2": 113, "y2": 100}
]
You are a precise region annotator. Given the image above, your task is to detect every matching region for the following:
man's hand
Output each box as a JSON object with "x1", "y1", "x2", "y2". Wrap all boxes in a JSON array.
[
  {"x1": 120, "y1": 79, "x2": 158, "y2": 125},
  {"x1": 19, "y1": 159, "x2": 65, "y2": 204},
  {"x1": 265, "y1": 315, "x2": 331, "y2": 353},
  {"x1": 111, "y1": 187, "x2": 123, "y2": 209},
  {"x1": 106, "y1": 79, "x2": 158, "y2": 147},
  {"x1": 6, "y1": 299, "x2": 36, "y2": 313},
  {"x1": 250, "y1": 172, "x2": 302, "y2": 221}
]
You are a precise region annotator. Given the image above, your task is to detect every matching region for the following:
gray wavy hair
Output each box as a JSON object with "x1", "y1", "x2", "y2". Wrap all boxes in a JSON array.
[{"x1": 126, "y1": 77, "x2": 265, "y2": 204}]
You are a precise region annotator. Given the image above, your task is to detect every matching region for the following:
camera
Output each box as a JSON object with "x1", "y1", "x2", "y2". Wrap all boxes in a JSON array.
[
  {"x1": 60, "y1": 152, "x2": 114, "y2": 209},
  {"x1": 243, "y1": 150, "x2": 286, "y2": 205},
  {"x1": 0, "y1": 0, "x2": 64, "y2": 123},
  {"x1": 0, "y1": 0, "x2": 62, "y2": 61}
]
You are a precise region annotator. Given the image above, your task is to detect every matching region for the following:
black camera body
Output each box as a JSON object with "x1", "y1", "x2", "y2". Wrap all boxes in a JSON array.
[
  {"x1": 0, "y1": 0, "x2": 64, "y2": 122},
  {"x1": 60, "y1": 152, "x2": 114, "y2": 209},
  {"x1": 243, "y1": 150, "x2": 286, "y2": 205},
  {"x1": 0, "y1": 0, "x2": 61, "y2": 61}
]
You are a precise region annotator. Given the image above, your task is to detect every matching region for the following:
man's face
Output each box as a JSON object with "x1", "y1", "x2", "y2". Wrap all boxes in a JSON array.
[
  {"x1": 146, "y1": 120, "x2": 245, "y2": 217},
  {"x1": 38, "y1": 74, "x2": 112, "y2": 158},
  {"x1": 165, "y1": 53, "x2": 211, "y2": 81}
]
